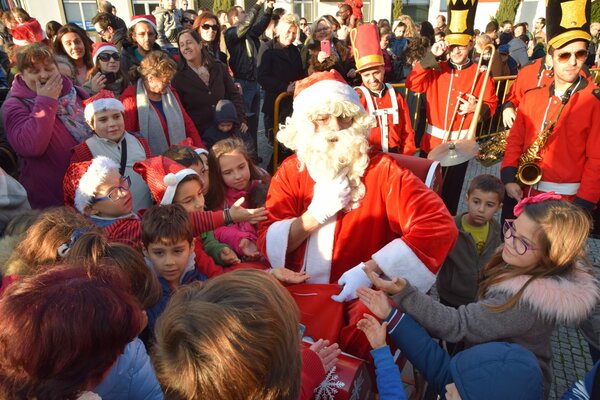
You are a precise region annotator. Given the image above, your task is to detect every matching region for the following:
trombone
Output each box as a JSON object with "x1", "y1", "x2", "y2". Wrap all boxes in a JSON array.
[{"x1": 428, "y1": 43, "x2": 496, "y2": 167}]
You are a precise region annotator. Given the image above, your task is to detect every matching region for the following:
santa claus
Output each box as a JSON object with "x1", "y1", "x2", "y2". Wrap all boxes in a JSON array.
[{"x1": 257, "y1": 70, "x2": 457, "y2": 359}]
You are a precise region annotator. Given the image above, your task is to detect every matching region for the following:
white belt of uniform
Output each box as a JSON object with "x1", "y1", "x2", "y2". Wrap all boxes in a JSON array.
[{"x1": 355, "y1": 84, "x2": 399, "y2": 153}]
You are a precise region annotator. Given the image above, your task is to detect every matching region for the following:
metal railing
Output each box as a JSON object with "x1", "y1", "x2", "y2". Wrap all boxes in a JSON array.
[{"x1": 270, "y1": 69, "x2": 599, "y2": 172}]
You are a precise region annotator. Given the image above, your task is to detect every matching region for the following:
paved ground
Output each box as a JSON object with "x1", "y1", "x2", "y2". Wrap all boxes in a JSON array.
[{"x1": 256, "y1": 119, "x2": 599, "y2": 399}]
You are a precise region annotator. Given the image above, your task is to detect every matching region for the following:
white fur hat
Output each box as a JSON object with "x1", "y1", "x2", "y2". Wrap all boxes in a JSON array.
[
  {"x1": 292, "y1": 70, "x2": 363, "y2": 117},
  {"x1": 63, "y1": 156, "x2": 119, "y2": 213}
]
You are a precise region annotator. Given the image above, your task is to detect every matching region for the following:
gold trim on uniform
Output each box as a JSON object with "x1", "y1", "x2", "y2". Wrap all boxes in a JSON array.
[
  {"x1": 560, "y1": 0, "x2": 587, "y2": 29},
  {"x1": 547, "y1": 30, "x2": 592, "y2": 50},
  {"x1": 449, "y1": 9, "x2": 469, "y2": 33}
]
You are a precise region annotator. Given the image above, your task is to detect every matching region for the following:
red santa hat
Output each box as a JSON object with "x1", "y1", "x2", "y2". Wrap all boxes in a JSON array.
[
  {"x1": 11, "y1": 19, "x2": 44, "y2": 47},
  {"x1": 63, "y1": 156, "x2": 120, "y2": 213},
  {"x1": 92, "y1": 42, "x2": 119, "y2": 65},
  {"x1": 127, "y1": 14, "x2": 157, "y2": 31},
  {"x1": 83, "y1": 90, "x2": 125, "y2": 123},
  {"x1": 133, "y1": 155, "x2": 199, "y2": 205},
  {"x1": 292, "y1": 70, "x2": 362, "y2": 117}
]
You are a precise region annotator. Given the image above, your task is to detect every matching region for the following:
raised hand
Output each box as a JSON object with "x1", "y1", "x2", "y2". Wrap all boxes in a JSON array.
[
  {"x1": 365, "y1": 270, "x2": 406, "y2": 295},
  {"x1": 310, "y1": 339, "x2": 341, "y2": 372},
  {"x1": 356, "y1": 287, "x2": 392, "y2": 319},
  {"x1": 90, "y1": 72, "x2": 107, "y2": 93},
  {"x1": 270, "y1": 267, "x2": 310, "y2": 284},
  {"x1": 36, "y1": 73, "x2": 63, "y2": 99},
  {"x1": 219, "y1": 247, "x2": 240, "y2": 265},
  {"x1": 229, "y1": 197, "x2": 268, "y2": 224},
  {"x1": 307, "y1": 168, "x2": 351, "y2": 224},
  {"x1": 239, "y1": 238, "x2": 260, "y2": 260},
  {"x1": 357, "y1": 314, "x2": 388, "y2": 349}
]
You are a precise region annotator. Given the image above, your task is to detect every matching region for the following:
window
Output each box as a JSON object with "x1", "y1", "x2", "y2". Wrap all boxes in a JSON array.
[
  {"x1": 293, "y1": 0, "x2": 313, "y2": 20},
  {"x1": 62, "y1": 0, "x2": 97, "y2": 30},
  {"x1": 402, "y1": 0, "x2": 430, "y2": 23},
  {"x1": 132, "y1": 0, "x2": 160, "y2": 15}
]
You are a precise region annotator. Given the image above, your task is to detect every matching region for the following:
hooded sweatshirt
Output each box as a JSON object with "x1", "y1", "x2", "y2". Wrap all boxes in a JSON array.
[
  {"x1": 202, "y1": 99, "x2": 241, "y2": 148},
  {"x1": 152, "y1": 6, "x2": 182, "y2": 48}
]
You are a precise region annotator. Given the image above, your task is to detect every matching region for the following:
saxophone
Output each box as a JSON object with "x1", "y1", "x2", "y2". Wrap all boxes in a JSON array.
[{"x1": 516, "y1": 120, "x2": 555, "y2": 185}]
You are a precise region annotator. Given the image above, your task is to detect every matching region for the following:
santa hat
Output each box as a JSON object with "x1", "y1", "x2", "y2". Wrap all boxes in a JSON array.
[
  {"x1": 83, "y1": 90, "x2": 125, "y2": 123},
  {"x1": 128, "y1": 14, "x2": 157, "y2": 31},
  {"x1": 293, "y1": 70, "x2": 362, "y2": 117},
  {"x1": 63, "y1": 156, "x2": 119, "y2": 213},
  {"x1": 92, "y1": 42, "x2": 119, "y2": 65},
  {"x1": 134, "y1": 155, "x2": 199, "y2": 205}
]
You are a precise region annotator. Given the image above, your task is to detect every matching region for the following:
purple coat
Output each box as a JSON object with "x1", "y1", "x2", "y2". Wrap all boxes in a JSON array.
[{"x1": 3, "y1": 75, "x2": 88, "y2": 209}]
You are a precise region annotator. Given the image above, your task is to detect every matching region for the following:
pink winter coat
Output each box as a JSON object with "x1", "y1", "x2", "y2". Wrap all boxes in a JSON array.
[{"x1": 3, "y1": 75, "x2": 89, "y2": 209}]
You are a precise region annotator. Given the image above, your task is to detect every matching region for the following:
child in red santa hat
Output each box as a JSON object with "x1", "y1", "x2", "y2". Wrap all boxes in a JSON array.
[
  {"x1": 71, "y1": 89, "x2": 153, "y2": 213},
  {"x1": 135, "y1": 155, "x2": 267, "y2": 276},
  {"x1": 8, "y1": 8, "x2": 44, "y2": 47},
  {"x1": 63, "y1": 155, "x2": 266, "y2": 250}
]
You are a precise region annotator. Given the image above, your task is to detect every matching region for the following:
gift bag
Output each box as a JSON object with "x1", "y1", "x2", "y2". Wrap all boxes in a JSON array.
[
  {"x1": 302, "y1": 341, "x2": 375, "y2": 400},
  {"x1": 287, "y1": 284, "x2": 344, "y2": 344}
]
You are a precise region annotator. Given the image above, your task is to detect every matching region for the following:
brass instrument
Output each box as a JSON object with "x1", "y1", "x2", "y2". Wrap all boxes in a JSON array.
[
  {"x1": 476, "y1": 129, "x2": 509, "y2": 167},
  {"x1": 428, "y1": 44, "x2": 496, "y2": 167},
  {"x1": 516, "y1": 121, "x2": 555, "y2": 185}
]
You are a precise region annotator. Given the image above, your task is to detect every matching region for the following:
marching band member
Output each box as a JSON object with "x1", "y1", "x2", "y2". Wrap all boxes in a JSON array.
[
  {"x1": 350, "y1": 23, "x2": 416, "y2": 155},
  {"x1": 405, "y1": 0, "x2": 498, "y2": 215},
  {"x1": 501, "y1": 0, "x2": 600, "y2": 213}
]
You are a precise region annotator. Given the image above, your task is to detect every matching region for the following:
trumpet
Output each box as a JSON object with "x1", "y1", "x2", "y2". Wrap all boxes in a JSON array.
[{"x1": 428, "y1": 44, "x2": 495, "y2": 167}]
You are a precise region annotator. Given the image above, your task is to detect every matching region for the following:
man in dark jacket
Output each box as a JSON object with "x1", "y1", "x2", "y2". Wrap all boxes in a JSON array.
[
  {"x1": 120, "y1": 15, "x2": 164, "y2": 75},
  {"x1": 225, "y1": 0, "x2": 274, "y2": 162},
  {"x1": 92, "y1": 12, "x2": 130, "y2": 51}
]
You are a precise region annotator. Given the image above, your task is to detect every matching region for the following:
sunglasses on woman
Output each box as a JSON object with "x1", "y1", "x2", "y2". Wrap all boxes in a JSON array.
[
  {"x1": 201, "y1": 24, "x2": 218, "y2": 31},
  {"x1": 555, "y1": 49, "x2": 588, "y2": 63},
  {"x1": 97, "y1": 52, "x2": 120, "y2": 62}
]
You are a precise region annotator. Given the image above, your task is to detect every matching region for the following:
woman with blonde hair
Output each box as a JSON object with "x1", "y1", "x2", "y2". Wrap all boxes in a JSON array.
[
  {"x1": 257, "y1": 13, "x2": 306, "y2": 146},
  {"x1": 300, "y1": 16, "x2": 357, "y2": 82},
  {"x1": 393, "y1": 15, "x2": 418, "y2": 39},
  {"x1": 358, "y1": 193, "x2": 600, "y2": 397},
  {"x1": 120, "y1": 50, "x2": 204, "y2": 155}
]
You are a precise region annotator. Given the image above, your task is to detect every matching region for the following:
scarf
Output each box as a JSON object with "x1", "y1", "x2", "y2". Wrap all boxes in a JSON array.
[
  {"x1": 56, "y1": 86, "x2": 92, "y2": 143},
  {"x1": 135, "y1": 79, "x2": 186, "y2": 155}
]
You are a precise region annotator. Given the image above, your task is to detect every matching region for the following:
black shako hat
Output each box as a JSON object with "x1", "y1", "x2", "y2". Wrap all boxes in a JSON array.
[
  {"x1": 445, "y1": 0, "x2": 479, "y2": 46},
  {"x1": 546, "y1": 0, "x2": 591, "y2": 50}
]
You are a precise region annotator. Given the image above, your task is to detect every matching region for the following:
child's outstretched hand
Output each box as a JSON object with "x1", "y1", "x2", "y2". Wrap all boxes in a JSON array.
[
  {"x1": 270, "y1": 267, "x2": 310, "y2": 284},
  {"x1": 219, "y1": 247, "x2": 240, "y2": 265},
  {"x1": 357, "y1": 314, "x2": 388, "y2": 349},
  {"x1": 229, "y1": 197, "x2": 268, "y2": 224},
  {"x1": 356, "y1": 287, "x2": 392, "y2": 319},
  {"x1": 310, "y1": 339, "x2": 341, "y2": 372},
  {"x1": 365, "y1": 270, "x2": 406, "y2": 295},
  {"x1": 239, "y1": 238, "x2": 261, "y2": 261}
]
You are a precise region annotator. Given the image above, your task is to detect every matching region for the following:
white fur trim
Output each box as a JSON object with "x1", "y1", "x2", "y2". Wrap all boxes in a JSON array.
[
  {"x1": 294, "y1": 80, "x2": 362, "y2": 117},
  {"x1": 84, "y1": 98, "x2": 125, "y2": 123},
  {"x1": 266, "y1": 219, "x2": 295, "y2": 267},
  {"x1": 12, "y1": 38, "x2": 29, "y2": 46},
  {"x1": 194, "y1": 148, "x2": 209, "y2": 156},
  {"x1": 92, "y1": 45, "x2": 119, "y2": 64},
  {"x1": 372, "y1": 238, "x2": 436, "y2": 293},
  {"x1": 127, "y1": 17, "x2": 157, "y2": 31},
  {"x1": 160, "y1": 168, "x2": 199, "y2": 205},
  {"x1": 304, "y1": 218, "x2": 336, "y2": 283},
  {"x1": 75, "y1": 156, "x2": 119, "y2": 213}
]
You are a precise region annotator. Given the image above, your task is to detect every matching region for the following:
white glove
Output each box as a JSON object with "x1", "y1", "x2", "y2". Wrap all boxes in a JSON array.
[
  {"x1": 307, "y1": 170, "x2": 351, "y2": 224},
  {"x1": 331, "y1": 263, "x2": 373, "y2": 302}
]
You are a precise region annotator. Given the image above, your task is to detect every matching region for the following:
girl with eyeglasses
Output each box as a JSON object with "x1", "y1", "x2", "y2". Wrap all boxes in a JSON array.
[
  {"x1": 84, "y1": 42, "x2": 130, "y2": 97},
  {"x1": 357, "y1": 193, "x2": 599, "y2": 397}
]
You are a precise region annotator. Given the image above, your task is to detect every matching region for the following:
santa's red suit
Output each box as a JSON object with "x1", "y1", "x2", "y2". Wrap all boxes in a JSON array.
[
  {"x1": 257, "y1": 152, "x2": 457, "y2": 358},
  {"x1": 406, "y1": 58, "x2": 498, "y2": 154},
  {"x1": 356, "y1": 84, "x2": 416, "y2": 155},
  {"x1": 501, "y1": 79, "x2": 600, "y2": 209}
]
